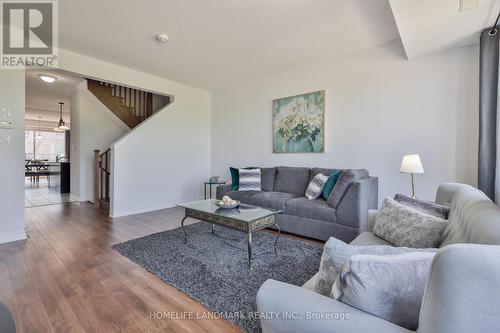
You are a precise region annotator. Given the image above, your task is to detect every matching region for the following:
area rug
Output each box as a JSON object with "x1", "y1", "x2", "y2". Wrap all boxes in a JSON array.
[{"x1": 112, "y1": 222, "x2": 323, "y2": 332}]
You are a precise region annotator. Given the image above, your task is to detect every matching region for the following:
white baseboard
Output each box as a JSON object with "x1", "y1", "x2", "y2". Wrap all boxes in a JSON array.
[
  {"x1": 0, "y1": 230, "x2": 27, "y2": 245},
  {"x1": 70, "y1": 194, "x2": 81, "y2": 202},
  {"x1": 71, "y1": 195, "x2": 93, "y2": 203},
  {"x1": 110, "y1": 197, "x2": 203, "y2": 218}
]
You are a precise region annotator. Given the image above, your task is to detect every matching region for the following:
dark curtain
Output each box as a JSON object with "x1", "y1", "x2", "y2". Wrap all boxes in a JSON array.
[
  {"x1": 479, "y1": 28, "x2": 500, "y2": 201},
  {"x1": 65, "y1": 130, "x2": 71, "y2": 160}
]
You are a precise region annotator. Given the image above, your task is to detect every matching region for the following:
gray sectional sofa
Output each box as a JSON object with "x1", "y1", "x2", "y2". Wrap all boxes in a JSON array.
[
  {"x1": 216, "y1": 166, "x2": 378, "y2": 242},
  {"x1": 257, "y1": 183, "x2": 500, "y2": 333}
]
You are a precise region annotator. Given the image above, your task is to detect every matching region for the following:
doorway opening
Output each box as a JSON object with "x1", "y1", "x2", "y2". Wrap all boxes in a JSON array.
[{"x1": 24, "y1": 69, "x2": 83, "y2": 207}]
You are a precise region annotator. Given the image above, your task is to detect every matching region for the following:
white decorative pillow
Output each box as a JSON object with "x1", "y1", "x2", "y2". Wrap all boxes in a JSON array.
[
  {"x1": 314, "y1": 237, "x2": 437, "y2": 296},
  {"x1": 331, "y1": 252, "x2": 435, "y2": 330},
  {"x1": 305, "y1": 173, "x2": 329, "y2": 200},
  {"x1": 374, "y1": 197, "x2": 448, "y2": 248},
  {"x1": 238, "y1": 168, "x2": 261, "y2": 191}
]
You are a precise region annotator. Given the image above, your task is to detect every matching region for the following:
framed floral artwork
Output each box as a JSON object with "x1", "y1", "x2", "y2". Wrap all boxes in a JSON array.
[{"x1": 273, "y1": 90, "x2": 325, "y2": 153}]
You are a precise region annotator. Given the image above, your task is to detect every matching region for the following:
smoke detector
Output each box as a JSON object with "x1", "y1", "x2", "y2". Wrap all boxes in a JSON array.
[
  {"x1": 460, "y1": 0, "x2": 479, "y2": 11},
  {"x1": 156, "y1": 33, "x2": 169, "y2": 44}
]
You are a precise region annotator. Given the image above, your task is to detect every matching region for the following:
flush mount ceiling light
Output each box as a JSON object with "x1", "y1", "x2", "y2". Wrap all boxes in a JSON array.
[
  {"x1": 38, "y1": 74, "x2": 57, "y2": 83},
  {"x1": 156, "y1": 33, "x2": 169, "y2": 44}
]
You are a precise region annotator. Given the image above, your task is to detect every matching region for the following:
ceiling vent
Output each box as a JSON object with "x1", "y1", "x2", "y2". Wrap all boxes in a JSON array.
[{"x1": 460, "y1": 0, "x2": 479, "y2": 11}]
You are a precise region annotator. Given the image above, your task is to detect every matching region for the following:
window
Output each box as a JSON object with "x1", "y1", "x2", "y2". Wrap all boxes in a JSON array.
[
  {"x1": 25, "y1": 130, "x2": 66, "y2": 161},
  {"x1": 25, "y1": 130, "x2": 34, "y2": 160}
]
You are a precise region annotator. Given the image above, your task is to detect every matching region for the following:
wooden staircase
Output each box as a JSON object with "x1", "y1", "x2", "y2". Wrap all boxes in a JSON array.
[
  {"x1": 87, "y1": 79, "x2": 152, "y2": 129},
  {"x1": 89, "y1": 79, "x2": 171, "y2": 214}
]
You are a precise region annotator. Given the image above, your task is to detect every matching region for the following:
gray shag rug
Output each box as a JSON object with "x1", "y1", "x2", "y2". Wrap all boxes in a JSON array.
[{"x1": 112, "y1": 222, "x2": 323, "y2": 332}]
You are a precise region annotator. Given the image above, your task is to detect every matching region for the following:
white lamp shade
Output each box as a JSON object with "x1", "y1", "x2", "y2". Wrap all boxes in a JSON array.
[{"x1": 400, "y1": 154, "x2": 424, "y2": 174}]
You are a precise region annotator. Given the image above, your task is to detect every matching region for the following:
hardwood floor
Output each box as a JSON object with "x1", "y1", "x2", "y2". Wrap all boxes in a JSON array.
[{"x1": 0, "y1": 202, "x2": 243, "y2": 333}]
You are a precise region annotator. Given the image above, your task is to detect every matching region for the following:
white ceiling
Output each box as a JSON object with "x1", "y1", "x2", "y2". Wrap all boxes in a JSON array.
[
  {"x1": 56, "y1": 0, "x2": 500, "y2": 90},
  {"x1": 59, "y1": 0, "x2": 400, "y2": 90},
  {"x1": 389, "y1": 0, "x2": 500, "y2": 59},
  {"x1": 25, "y1": 69, "x2": 83, "y2": 123}
]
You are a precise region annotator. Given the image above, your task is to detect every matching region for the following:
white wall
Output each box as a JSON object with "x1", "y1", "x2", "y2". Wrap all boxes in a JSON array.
[
  {"x1": 111, "y1": 92, "x2": 211, "y2": 217},
  {"x1": 211, "y1": 41, "x2": 479, "y2": 203},
  {"x1": 0, "y1": 70, "x2": 26, "y2": 244},
  {"x1": 56, "y1": 49, "x2": 212, "y2": 217},
  {"x1": 70, "y1": 81, "x2": 129, "y2": 202},
  {"x1": 70, "y1": 89, "x2": 81, "y2": 200}
]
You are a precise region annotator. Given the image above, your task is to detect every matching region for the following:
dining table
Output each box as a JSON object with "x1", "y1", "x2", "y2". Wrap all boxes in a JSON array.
[{"x1": 25, "y1": 162, "x2": 50, "y2": 183}]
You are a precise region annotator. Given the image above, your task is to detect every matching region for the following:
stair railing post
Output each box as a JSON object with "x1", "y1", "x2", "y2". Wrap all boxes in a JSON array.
[{"x1": 94, "y1": 149, "x2": 100, "y2": 208}]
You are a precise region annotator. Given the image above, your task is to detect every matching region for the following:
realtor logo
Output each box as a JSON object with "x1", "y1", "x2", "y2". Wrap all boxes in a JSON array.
[{"x1": 1, "y1": 0, "x2": 58, "y2": 68}]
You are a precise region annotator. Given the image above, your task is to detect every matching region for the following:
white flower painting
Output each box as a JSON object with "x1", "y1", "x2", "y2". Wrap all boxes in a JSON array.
[{"x1": 273, "y1": 91, "x2": 325, "y2": 153}]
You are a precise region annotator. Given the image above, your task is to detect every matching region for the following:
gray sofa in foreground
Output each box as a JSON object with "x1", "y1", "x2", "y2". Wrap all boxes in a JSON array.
[
  {"x1": 217, "y1": 166, "x2": 378, "y2": 242},
  {"x1": 257, "y1": 183, "x2": 500, "y2": 333}
]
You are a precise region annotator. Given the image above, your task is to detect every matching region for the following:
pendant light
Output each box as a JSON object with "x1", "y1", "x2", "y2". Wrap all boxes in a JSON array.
[
  {"x1": 37, "y1": 116, "x2": 43, "y2": 139},
  {"x1": 56, "y1": 102, "x2": 69, "y2": 131}
]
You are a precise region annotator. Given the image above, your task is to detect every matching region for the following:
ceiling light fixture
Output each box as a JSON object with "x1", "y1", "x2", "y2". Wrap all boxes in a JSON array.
[
  {"x1": 38, "y1": 74, "x2": 57, "y2": 83},
  {"x1": 56, "y1": 102, "x2": 70, "y2": 131},
  {"x1": 37, "y1": 116, "x2": 43, "y2": 139},
  {"x1": 53, "y1": 125, "x2": 64, "y2": 132},
  {"x1": 156, "y1": 33, "x2": 169, "y2": 44}
]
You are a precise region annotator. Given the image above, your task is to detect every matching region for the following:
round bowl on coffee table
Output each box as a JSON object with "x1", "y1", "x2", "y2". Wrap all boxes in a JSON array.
[{"x1": 214, "y1": 200, "x2": 240, "y2": 209}]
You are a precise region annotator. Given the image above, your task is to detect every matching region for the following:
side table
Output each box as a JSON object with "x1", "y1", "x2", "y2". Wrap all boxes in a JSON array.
[{"x1": 204, "y1": 180, "x2": 227, "y2": 199}]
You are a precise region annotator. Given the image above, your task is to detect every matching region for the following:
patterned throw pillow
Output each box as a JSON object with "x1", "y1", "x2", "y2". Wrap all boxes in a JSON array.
[
  {"x1": 374, "y1": 198, "x2": 448, "y2": 248},
  {"x1": 230, "y1": 166, "x2": 257, "y2": 190},
  {"x1": 305, "y1": 173, "x2": 329, "y2": 200},
  {"x1": 238, "y1": 168, "x2": 261, "y2": 191}
]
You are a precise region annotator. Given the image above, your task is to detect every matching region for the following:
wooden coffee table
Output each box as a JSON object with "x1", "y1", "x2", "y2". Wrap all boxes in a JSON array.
[{"x1": 177, "y1": 199, "x2": 281, "y2": 269}]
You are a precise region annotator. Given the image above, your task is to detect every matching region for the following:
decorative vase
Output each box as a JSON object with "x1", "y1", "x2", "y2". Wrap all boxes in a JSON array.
[{"x1": 285, "y1": 137, "x2": 314, "y2": 153}]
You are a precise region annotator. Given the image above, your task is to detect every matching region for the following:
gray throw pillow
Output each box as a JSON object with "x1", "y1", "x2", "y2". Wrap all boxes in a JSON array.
[
  {"x1": 374, "y1": 198, "x2": 447, "y2": 248},
  {"x1": 238, "y1": 168, "x2": 261, "y2": 191},
  {"x1": 305, "y1": 173, "x2": 329, "y2": 200},
  {"x1": 314, "y1": 237, "x2": 437, "y2": 296},
  {"x1": 259, "y1": 167, "x2": 276, "y2": 192},
  {"x1": 331, "y1": 252, "x2": 435, "y2": 330},
  {"x1": 394, "y1": 193, "x2": 449, "y2": 219},
  {"x1": 327, "y1": 169, "x2": 369, "y2": 208}
]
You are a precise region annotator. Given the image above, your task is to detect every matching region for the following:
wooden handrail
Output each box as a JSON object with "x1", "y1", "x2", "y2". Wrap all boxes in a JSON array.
[
  {"x1": 94, "y1": 148, "x2": 111, "y2": 210},
  {"x1": 94, "y1": 149, "x2": 100, "y2": 208}
]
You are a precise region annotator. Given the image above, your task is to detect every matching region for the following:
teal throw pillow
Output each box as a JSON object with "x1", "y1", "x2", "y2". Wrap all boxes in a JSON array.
[
  {"x1": 229, "y1": 167, "x2": 239, "y2": 190},
  {"x1": 322, "y1": 170, "x2": 342, "y2": 200}
]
